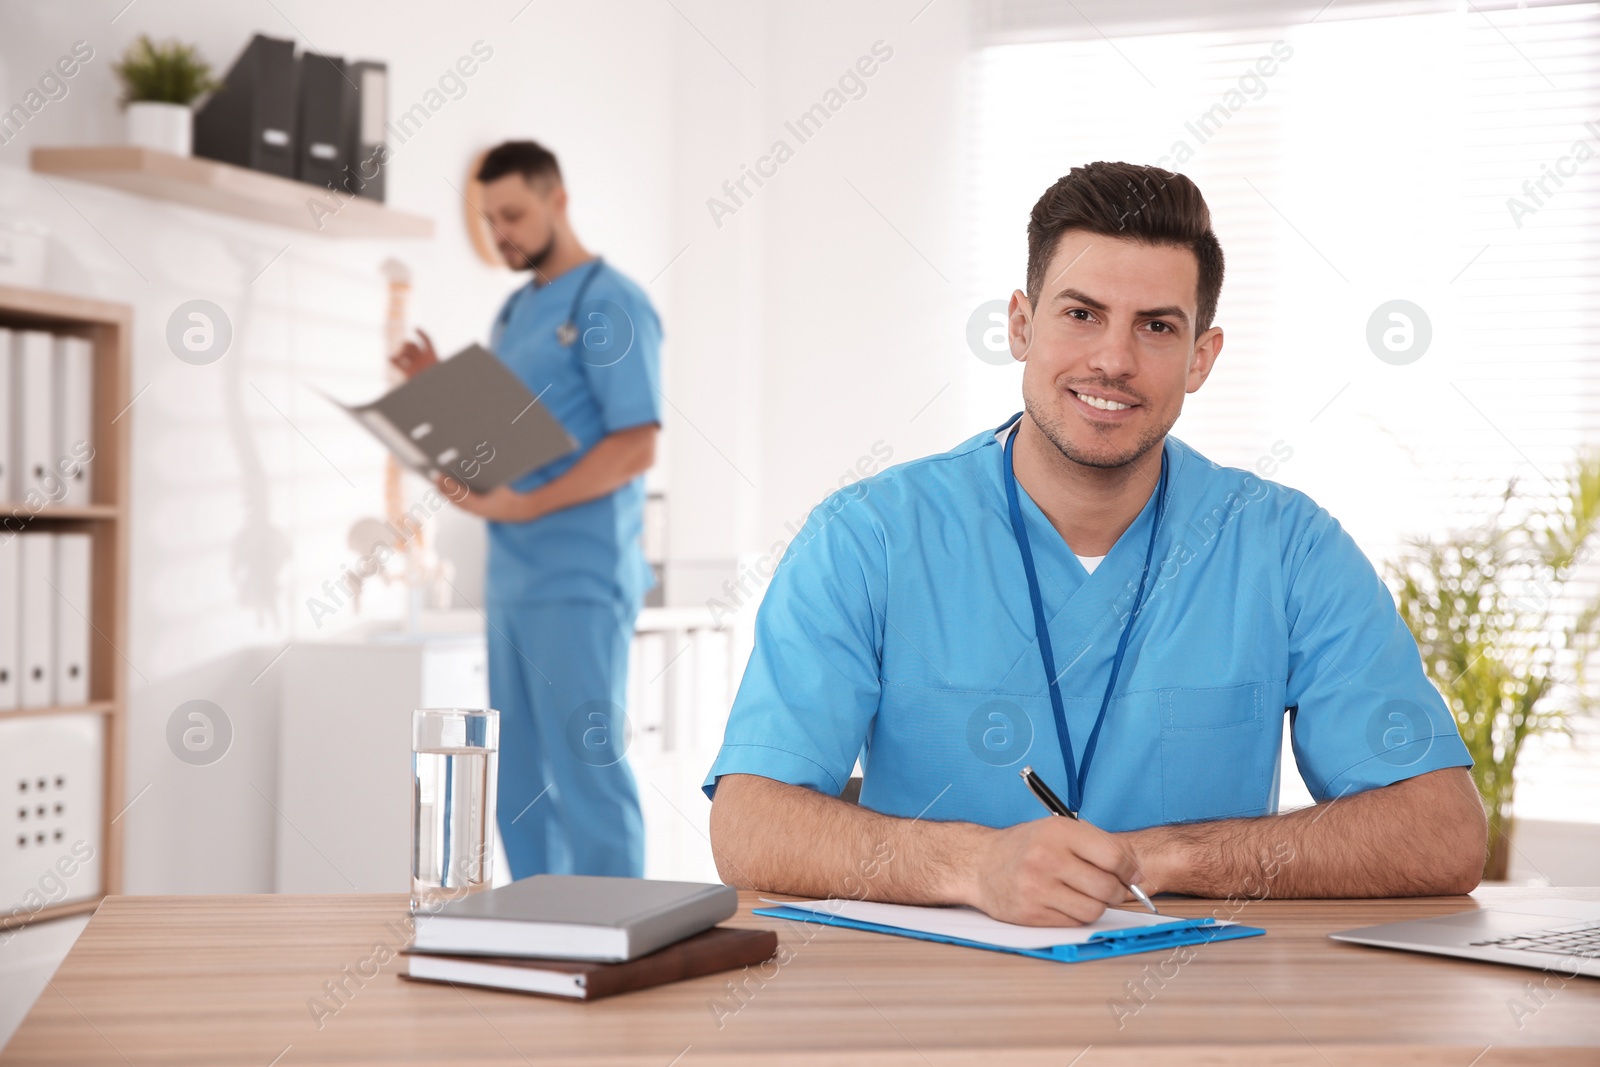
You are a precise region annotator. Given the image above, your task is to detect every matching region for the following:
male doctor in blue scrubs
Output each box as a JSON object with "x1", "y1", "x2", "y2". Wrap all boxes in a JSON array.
[
  {"x1": 704, "y1": 162, "x2": 1487, "y2": 926},
  {"x1": 394, "y1": 141, "x2": 660, "y2": 878}
]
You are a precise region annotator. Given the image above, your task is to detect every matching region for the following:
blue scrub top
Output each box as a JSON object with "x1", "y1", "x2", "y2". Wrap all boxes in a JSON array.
[
  {"x1": 486, "y1": 260, "x2": 662, "y2": 606},
  {"x1": 702, "y1": 417, "x2": 1472, "y2": 831}
]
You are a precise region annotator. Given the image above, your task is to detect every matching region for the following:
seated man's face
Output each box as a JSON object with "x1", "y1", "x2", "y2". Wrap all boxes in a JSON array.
[{"x1": 1010, "y1": 229, "x2": 1219, "y2": 471}]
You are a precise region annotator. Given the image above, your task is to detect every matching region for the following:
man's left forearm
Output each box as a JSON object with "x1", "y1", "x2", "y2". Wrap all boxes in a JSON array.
[
  {"x1": 436, "y1": 425, "x2": 657, "y2": 524},
  {"x1": 1119, "y1": 767, "x2": 1487, "y2": 900},
  {"x1": 523, "y1": 423, "x2": 658, "y2": 521}
]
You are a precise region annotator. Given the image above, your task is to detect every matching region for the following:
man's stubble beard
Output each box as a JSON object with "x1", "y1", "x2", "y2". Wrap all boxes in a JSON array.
[
  {"x1": 510, "y1": 232, "x2": 557, "y2": 274},
  {"x1": 1022, "y1": 379, "x2": 1172, "y2": 472}
]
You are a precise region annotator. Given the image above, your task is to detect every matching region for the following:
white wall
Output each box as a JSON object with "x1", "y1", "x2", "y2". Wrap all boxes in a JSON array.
[
  {"x1": 752, "y1": 2, "x2": 970, "y2": 566},
  {"x1": 659, "y1": 1, "x2": 973, "y2": 616},
  {"x1": 0, "y1": 0, "x2": 976, "y2": 893}
]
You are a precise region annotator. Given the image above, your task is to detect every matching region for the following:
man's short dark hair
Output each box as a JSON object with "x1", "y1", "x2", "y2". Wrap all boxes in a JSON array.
[
  {"x1": 476, "y1": 140, "x2": 562, "y2": 186},
  {"x1": 1026, "y1": 161, "x2": 1225, "y2": 334}
]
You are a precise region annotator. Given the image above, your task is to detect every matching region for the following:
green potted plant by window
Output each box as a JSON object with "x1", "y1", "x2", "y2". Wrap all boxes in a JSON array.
[
  {"x1": 112, "y1": 35, "x2": 219, "y2": 156},
  {"x1": 1389, "y1": 453, "x2": 1600, "y2": 881}
]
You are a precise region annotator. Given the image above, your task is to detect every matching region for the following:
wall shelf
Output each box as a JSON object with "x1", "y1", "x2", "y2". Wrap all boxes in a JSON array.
[
  {"x1": 1, "y1": 504, "x2": 119, "y2": 522},
  {"x1": 30, "y1": 147, "x2": 434, "y2": 240}
]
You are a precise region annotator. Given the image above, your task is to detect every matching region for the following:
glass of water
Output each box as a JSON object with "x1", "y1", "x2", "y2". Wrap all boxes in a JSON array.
[{"x1": 411, "y1": 708, "x2": 499, "y2": 913}]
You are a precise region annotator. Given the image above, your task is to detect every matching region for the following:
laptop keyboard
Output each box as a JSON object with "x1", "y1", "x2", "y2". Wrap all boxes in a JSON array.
[{"x1": 1471, "y1": 919, "x2": 1600, "y2": 959}]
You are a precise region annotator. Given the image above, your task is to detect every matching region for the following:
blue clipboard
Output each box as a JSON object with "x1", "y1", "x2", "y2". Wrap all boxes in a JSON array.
[{"x1": 753, "y1": 904, "x2": 1264, "y2": 963}]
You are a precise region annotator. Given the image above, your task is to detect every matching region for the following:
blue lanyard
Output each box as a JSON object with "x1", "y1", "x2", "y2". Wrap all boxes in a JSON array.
[{"x1": 1002, "y1": 416, "x2": 1168, "y2": 814}]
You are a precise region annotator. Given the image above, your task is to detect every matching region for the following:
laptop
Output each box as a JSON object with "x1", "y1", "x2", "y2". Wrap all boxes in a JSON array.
[{"x1": 1329, "y1": 898, "x2": 1600, "y2": 977}]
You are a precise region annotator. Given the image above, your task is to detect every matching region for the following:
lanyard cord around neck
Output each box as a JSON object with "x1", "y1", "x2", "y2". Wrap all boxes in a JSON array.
[{"x1": 1002, "y1": 417, "x2": 1169, "y2": 814}]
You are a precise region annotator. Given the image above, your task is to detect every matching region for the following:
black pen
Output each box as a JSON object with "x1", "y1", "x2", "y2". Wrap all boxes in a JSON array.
[{"x1": 1020, "y1": 765, "x2": 1158, "y2": 914}]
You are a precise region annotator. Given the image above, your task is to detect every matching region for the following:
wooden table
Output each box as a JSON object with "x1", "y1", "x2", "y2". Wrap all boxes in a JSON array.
[{"x1": 4, "y1": 888, "x2": 1598, "y2": 1065}]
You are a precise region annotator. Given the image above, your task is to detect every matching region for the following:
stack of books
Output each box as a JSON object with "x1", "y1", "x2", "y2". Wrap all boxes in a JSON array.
[{"x1": 401, "y1": 875, "x2": 776, "y2": 1001}]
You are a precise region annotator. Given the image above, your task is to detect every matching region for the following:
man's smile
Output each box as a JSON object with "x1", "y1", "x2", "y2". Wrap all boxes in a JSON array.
[{"x1": 1068, "y1": 385, "x2": 1140, "y2": 418}]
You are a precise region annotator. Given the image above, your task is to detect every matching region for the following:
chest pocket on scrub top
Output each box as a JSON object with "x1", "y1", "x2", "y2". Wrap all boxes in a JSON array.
[{"x1": 1158, "y1": 680, "x2": 1276, "y2": 823}]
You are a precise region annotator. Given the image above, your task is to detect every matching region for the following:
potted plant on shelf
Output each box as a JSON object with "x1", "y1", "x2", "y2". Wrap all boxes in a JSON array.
[
  {"x1": 112, "y1": 35, "x2": 219, "y2": 156},
  {"x1": 1389, "y1": 452, "x2": 1600, "y2": 881}
]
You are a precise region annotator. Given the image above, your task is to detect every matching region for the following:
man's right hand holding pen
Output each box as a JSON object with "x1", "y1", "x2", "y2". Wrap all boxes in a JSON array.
[{"x1": 1020, "y1": 766, "x2": 1158, "y2": 914}]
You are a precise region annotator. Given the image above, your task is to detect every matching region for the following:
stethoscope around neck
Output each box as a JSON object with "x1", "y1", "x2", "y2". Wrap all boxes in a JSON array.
[
  {"x1": 554, "y1": 257, "x2": 606, "y2": 349},
  {"x1": 1002, "y1": 413, "x2": 1170, "y2": 815},
  {"x1": 493, "y1": 257, "x2": 606, "y2": 353}
]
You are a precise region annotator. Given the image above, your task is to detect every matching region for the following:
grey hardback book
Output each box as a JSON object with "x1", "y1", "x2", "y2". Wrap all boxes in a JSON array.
[
  {"x1": 409, "y1": 876, "x2": 740, "y2": 962},
  {"x1": 327, "y1": 343, "x2": 576, "y2": 493}
]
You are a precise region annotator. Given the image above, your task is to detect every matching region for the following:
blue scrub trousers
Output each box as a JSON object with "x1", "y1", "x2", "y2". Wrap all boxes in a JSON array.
[{"x1": 488, "y1": 599, "x2": 645, "y2": 878}]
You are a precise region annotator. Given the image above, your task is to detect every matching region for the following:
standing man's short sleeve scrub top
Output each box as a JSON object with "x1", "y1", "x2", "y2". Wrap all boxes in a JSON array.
[
  {"x1": 702, "y1": 417, "x2": 1472, "y2": 831},
  {"x1": 487, "y1": 260, "x2": 663, "y2": 606}
]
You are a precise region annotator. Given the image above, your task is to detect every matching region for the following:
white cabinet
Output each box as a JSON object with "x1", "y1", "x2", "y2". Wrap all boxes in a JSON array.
[
  {"x1": 273, "y1": 608, "x2": 749, "y2": 891},
  {"x1": 275, "y1": 630, "x2": 486, "y2": 894},
  {"x1": 0, "y1": 713, "x2": 103, "y2": 912}
]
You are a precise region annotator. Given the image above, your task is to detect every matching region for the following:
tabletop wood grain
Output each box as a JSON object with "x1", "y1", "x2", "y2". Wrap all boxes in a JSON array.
[{"x1": 3, "y1": 887, "x2": 1597, "y2": 1066}]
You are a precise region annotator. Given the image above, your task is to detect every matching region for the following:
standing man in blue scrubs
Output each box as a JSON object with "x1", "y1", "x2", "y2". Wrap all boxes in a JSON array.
[
  {"x1": 393, "y1": 141, "x2": 660, "y2": 878},
  {"x1": 704, "y1": 162, "x2": 1487, "y2": 925}
]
